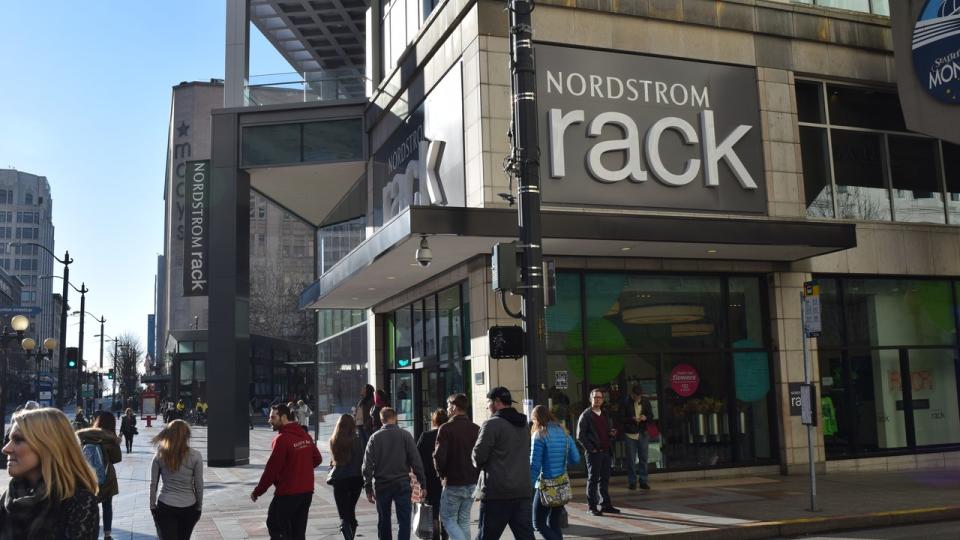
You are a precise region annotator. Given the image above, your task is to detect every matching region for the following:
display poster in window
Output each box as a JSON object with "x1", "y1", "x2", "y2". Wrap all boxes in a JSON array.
[
  {"x1": 670, "y1": 364, "x2": 700, "y2": 397},
  {"x1": 554, "y1": 370, "x2": 568, "y2": 390},
  {"x1": 733, "y1": 340, "x2": 770, "y2": 402}
]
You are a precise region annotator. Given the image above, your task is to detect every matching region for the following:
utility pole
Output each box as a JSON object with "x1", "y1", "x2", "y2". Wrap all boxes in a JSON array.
[
  {"x1": 112, "y1": 338, "x2": 118, "y2": 411},
  {"x1": 56, "y1": 251, "x2": 72, "y2": 409},
  {"x1": 75, "y1": 283, "x2": 88, "y2": 410},
  {"x1": 507, "y1": 0, "x2": 545, "y2": 405}
]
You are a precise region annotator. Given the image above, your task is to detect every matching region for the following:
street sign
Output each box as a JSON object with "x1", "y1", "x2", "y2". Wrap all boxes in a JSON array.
[
  {"x1": 800, "y1": 383, "x2": 817, "y2": 426},
  {"x1": 802, "y1": 280, "x2": 822, "y2": 337}
]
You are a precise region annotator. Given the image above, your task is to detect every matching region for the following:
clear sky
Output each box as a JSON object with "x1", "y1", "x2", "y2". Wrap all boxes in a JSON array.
[{"x1": 0, "y1": 2, "x2": 291, "y2": 371}]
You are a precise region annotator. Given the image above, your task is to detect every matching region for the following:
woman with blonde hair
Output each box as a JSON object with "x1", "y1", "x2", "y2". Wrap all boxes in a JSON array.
[
  {"x1": 0, "y1": 407, "x2": 100, "y2": 539},
  {"x1": 327, "y1": 414, "x2": 364, "y2": 540},
  {"x1": 529, "y1": 405, "x2": 579, "y2": 540},
  {"x1": 150, "y1": 420, "x2": 204, "y2": 539}
]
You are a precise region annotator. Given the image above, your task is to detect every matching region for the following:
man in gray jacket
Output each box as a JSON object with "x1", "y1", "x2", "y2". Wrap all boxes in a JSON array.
[
  {"x1": 471, "y1": 387, "x2": 534, "y2": 540},
  {"x1": 363, "y1": 407, "x2": 426, "y2": 540}
]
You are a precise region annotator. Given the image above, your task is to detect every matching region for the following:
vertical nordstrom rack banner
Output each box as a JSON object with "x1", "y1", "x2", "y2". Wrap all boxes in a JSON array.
[
  {"x1": 535, "y1": 44, "x2": 766, "y2": 213},
  {"x1": 183, "y1": 160, "x2": 209, "y2": 297}
]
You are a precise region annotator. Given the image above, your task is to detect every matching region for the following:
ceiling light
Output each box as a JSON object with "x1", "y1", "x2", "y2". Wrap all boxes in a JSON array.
[
  {"x1": 707, "y1": 249, "x2": 718, "y2": 254},
  {"x1": 368, "y1": 287, "x2": 376, "y2": 291},
  {"x1": 387, "y1": 276, "x2": 396, "y2": 280},
  {"x1": 671, "y1": 323, "x2": 715, "y2": 337},
  {"x1": 622, "y1": 304, "x2": 705, "y2": 325},
  {"x1": 620, "y1": 247, "x2": 631, "y2": 252}
]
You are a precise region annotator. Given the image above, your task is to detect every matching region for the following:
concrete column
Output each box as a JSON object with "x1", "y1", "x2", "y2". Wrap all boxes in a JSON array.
[
  {"x1": 225, "y1": 0, "x2": 250, "y2": 108},
  {"x1": 769, "y1": 271, "x2": 826, "y2": 474},
  {"x1": 208, "y1": 111, "x2": 251, "y2": 466}
]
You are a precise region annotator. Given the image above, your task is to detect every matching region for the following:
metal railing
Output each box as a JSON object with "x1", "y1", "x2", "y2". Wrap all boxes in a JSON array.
[{"x1": 245, "y1": 72, "x2": 367, "y2": 106}]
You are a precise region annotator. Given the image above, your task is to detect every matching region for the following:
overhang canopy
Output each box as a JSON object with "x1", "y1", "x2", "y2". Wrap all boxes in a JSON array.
[
  {"x1": 248, "y1": 161, "x2": 365, "y2": 226},
  {"x1": 300, "y1": 207, "x2": 857, "y2": 310}
]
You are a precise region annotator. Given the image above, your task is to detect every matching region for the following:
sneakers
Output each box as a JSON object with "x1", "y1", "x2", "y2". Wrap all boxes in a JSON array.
[
  {"x1": 601, "y1": 506, "x2": 622, "y2": 514},
  {"x1": 639, "y1": 482, "x2": 651, "y2": 490},
  {"x1": 588, "y1": 508, "x2": 603, "y2": 516}
]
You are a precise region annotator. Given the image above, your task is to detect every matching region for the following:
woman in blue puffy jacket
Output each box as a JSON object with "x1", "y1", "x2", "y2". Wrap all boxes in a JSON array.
[{"x1": 529, "y1": 405, "x2": 581, "y2": 540}]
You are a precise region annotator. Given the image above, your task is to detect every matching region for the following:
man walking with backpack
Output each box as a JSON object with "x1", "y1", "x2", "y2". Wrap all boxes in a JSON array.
[
  {"x1": 472, "y1": 387, "x2": 534, "y2": 540},
  {"x1": 251, "y1": 403, "x2": 323, "y2": 539},
  {"x1": 362, "y1": 407, "x2": 426, "y2": 540}
]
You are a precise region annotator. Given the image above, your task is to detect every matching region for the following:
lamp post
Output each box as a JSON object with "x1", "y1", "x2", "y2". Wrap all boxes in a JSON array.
[
  {"x1": 0, "y1": 315, "x2": 31, "y2": 439},
  {"x1": 41, "y1": 275, "x2": 90, "y2": 411},
  {"x1": 14, "y1": 243, "x2": 73, "y2": 409},
  {"x1": 23, "y1": 337, "x2": 58, "y2": 403}
]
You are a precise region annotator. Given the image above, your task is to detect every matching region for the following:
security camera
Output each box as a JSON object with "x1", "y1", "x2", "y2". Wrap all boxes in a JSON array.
[{"x1": 415, "y1": 235, "x2": 432, "y2": 267}]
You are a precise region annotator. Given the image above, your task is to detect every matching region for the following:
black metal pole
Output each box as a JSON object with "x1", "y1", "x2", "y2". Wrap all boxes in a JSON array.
[
  {"x1": 56, "y1": 252, "x2": 71, "y2": 410},
  {"x1": 34, "y1": 351, "x2": 40, "y2": 403},
  {"x1": 508, "y1": 0, "x2": 545, "y2": 405},
  {"x1": 0, "y1": 334, "x2": 7, "y2": 441},
  {"x1": 112, "y1": 338, "x2": 118, "y2": 411},
  {"x1": 76, "y1": 284, "x2": 87, "y2": 410},
  {"x1": 99, "y1": 318, "x2": 105, "y2": 410}
]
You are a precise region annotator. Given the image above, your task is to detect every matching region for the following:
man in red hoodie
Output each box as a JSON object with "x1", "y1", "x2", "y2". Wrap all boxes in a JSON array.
[{"x1": 251, "y1": 403, "x2": 323, "y2": 539}]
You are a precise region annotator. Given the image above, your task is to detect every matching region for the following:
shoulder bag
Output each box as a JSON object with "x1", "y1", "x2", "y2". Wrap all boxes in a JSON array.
[{"x1": 538, "y1": 432, "x2": 573, "y2": 508}]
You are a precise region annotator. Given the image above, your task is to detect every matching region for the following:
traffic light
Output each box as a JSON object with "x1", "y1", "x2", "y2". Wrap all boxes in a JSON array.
[
  {"x1": 107, "y1": 369, "x2": 114, "y2": 380},
  {"x1": 66, "y1": 347, "x2": 79, "y2": 369}
]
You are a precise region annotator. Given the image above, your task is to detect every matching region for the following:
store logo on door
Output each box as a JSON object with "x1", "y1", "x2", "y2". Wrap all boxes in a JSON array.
[
  {"x1": 670, "y1": 364, "x2": 700, "y2": 397},
  {"x1": 912, "y1": 0, "x2": 960, "y2": 104},
  {"x1": 536, "y1": 44, "x2": 766, "y2": 214}
]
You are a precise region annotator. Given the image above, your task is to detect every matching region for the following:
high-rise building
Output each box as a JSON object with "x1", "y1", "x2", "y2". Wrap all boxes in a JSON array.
[{"x1": 0, "y1": 169, "x2": 55, "y2": 350}]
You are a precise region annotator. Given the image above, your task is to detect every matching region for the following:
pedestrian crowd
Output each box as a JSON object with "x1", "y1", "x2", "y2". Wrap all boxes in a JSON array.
[{"x1": 0, "y1": 384, "x2": 654, "y2": 540}]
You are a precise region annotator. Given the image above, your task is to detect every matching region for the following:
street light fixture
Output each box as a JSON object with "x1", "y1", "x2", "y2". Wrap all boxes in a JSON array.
[
  {"x1": 12, "y1": 242, "x2": 73, "y2": 409},
  {"x1": 22, "y1": 337, "x2": 58, "y2": 403},
  {"x1": 41, "y1": 275, "x2": 90, "y2": 410}
]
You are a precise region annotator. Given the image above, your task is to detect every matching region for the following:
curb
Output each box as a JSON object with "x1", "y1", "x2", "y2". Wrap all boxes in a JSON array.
[{"x1": 611, "y1": 506, "x2": 960, "y2": 539}]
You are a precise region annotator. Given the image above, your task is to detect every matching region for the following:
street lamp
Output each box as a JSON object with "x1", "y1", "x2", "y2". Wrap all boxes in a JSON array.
[
  {"x1": 12, "y1": 242, "x2": 73, "y2": 409},
  {"x1": 0, "y1": 315, "x2": 31, "y2": 438},
  {"x1": 22, "y1": 337, "x2": 57, "y2": 403}
]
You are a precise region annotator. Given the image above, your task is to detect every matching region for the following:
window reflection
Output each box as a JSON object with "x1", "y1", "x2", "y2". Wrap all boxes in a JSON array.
[
  {"x1": 889, "y1": 136, "x2": 944, "y2": 223},
  {"x1": 831, "y1": 130, "x2": 890, "y2": 220}
]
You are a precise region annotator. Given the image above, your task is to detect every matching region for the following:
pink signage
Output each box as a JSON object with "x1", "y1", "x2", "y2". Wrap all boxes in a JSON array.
[{"x1": 670, "y1": 364, "x2": 700, "y2": 397}]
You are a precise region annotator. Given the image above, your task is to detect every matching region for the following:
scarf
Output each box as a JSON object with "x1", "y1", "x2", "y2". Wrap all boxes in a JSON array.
[{"x1": 0, "y1": 478, "x2": 57, "y2": 540}]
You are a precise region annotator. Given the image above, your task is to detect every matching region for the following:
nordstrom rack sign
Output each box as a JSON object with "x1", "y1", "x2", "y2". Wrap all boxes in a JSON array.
[{"x1": 536, "y1": 44, "x2": 767, "y2": 213}]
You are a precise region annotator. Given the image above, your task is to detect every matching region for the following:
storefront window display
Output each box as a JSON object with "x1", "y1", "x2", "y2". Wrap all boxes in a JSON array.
[
  {"x1": 544, "y1": 272, "x2": 775, "y2": 472},
  {"x1": 817, "y1": 277, "x2": 960, "y2": 458},
  {"x1": 384, "y1": 284, "x2": 469, "y2": 437}
]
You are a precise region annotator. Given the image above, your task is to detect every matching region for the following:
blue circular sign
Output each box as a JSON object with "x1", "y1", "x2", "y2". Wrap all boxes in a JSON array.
[{"x1": 912, "y1": 0, "x2": 960, "y2": 104}]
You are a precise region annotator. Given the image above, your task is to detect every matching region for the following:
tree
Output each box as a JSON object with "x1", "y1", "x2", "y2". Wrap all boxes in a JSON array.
[
  {"x1": 110, "y1": 333, "x2": 143, "y2": 406},
  {"x1": 249, "y1": 265, "x2": 315, "y2": 344}
]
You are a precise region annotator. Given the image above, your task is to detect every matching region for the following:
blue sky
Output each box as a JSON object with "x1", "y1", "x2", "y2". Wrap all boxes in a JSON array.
[{"x1": 0, "y1": 2, "x2": 290, "y2": 370}]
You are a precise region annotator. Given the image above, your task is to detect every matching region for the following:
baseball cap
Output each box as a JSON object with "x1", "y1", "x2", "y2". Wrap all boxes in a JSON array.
[{"x1": 486, "y1": 386, "x2": 516, "y2": 405}]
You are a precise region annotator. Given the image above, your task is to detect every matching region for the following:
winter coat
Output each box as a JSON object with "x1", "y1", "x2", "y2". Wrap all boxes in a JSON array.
[
  {"x1": 120, "y1": 415, "x2": 137, "y2": 437},
  {"x1": 416, "y1": 429, "x2": 442, "y2": 504},
  {"x1": 76, "y1": 428, "x2": 123, "y2": 500},
  {"x1": 472, "y1": 407, "x2": 532, "y2": 501},
  {"x1": 576, "y1": 407, "x2": 613, "y2": 454},
  {"x1": 529, "y1": 423, "x2": 580, "y2": 488},
  {"x1": 0, "y1": 479, "x2": 98, "y2": 540}
]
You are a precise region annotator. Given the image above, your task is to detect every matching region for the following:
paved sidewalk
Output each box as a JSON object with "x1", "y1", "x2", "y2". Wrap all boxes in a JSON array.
[{"x1": 2, "y1": 421, "x2": 959, "y2": 539}]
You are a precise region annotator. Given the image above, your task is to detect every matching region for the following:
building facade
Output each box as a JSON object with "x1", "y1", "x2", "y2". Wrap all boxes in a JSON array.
[
  {"x1": 0, "y1": 169, "x2": 55, "y2": 354},
  {"x1": 207, "y1": 0, "x2": 960, "y2": 473}
]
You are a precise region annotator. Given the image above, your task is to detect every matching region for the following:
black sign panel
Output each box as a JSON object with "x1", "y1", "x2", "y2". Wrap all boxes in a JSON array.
[
  {"x1": 183, "y1": 160, "x2": 210, "y2": 297},
  {"x1": 788, "y1": 382, "x2": 803, "y2": 416},
  {"x1": 535, "y1": 44, "x2": 766, "y2": 213},
  {"x1": 489, "y1": 326, "x2": 524, "y2": 359}
]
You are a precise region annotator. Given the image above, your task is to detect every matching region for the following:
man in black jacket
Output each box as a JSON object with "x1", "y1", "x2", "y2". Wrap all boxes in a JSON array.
[
  {"x1": 623, "y1": 385, "x2": 654, "y2": 490},
  {"x1": 472, "y1": 387, "x2": 533, "y2": 540},
  {"x1": 576, "y1": 388, "x2": 620, "y2": 516}
]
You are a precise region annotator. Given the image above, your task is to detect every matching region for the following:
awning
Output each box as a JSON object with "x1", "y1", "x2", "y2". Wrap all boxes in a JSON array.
[{"x1": 300, "y1": 206, "x2": 857, "y2": 310}]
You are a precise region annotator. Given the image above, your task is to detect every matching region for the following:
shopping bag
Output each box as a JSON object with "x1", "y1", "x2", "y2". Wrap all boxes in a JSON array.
[{"x1": 413, "y1": 503, "x2": 434, "y2": 539}]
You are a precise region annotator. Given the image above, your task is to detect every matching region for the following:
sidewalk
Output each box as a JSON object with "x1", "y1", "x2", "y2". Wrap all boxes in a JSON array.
[{"x1": 2, "y1": 421, "x2": 959, "y2": 539}]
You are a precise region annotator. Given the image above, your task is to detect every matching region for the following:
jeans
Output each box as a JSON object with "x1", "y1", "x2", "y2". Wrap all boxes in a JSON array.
[
  {"x1": 375, "y1": 481, "x2": 413, "y2": 540},
  {"x1": 585, "y1": 451, "x2": 612, "y2": 510},
  {"x1": 333, "y1": 477, "x2": 364, "y2": 540},
  {"x1": 267, "y1": 492, "x2": 313, "y2": 539},
  {"x1": 152, "y1": 501, "x2": 201, "y2": 540},
  {"x1": 439, "y1": 484, "x2": 474, "y2": 540},
  {"x1": 624, "y1": 434, "x2": 649, "y2": 486},
  {"x1": 532, "y1": 491, "x2": 563, "y2": 540},
  {"x1": 123, "y1": 433, "x2": 134, "y2": 453},
  {"x1": 102, "y1": 495, "x2": 113, "y2": 534},
  {"x1": 477, "y1": 498, "x2": 534, "y2": 540}
]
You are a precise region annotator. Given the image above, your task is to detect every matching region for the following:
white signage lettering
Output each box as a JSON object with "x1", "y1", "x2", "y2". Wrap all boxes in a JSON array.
[{"x1": 382, "y1": 139, "x2": 447, "y2": 221}]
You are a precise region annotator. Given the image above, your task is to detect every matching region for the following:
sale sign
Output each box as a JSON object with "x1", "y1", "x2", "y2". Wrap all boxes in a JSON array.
[{"x1": 670, "y1": 364, "x2": 700, "y2": 397}]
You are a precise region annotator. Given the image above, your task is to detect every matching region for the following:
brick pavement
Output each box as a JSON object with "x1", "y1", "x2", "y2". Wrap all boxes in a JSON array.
[{"x1": 2, "y1": 419, "x2": 960, "y2": 539}]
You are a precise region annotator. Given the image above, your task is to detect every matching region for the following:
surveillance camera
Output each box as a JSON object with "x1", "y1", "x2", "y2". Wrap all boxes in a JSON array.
[{"x1": 415, "y1": 236, "x2": 432, "y2": 267}]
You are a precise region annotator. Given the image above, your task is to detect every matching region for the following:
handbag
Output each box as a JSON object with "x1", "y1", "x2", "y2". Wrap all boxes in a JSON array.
[
  {"x1": 538, "y1": 434, "x2": 573, "y2": 508},
  {"x1": 413, "y1": 503, "x2": 434, "y2": 539},
  {"x1": 325, "y1": 465, "x2": 337, "y2": 486}
]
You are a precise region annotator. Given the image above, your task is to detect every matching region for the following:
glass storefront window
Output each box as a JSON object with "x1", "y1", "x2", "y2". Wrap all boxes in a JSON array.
[
  {"x1": 660, "y1": 353, "x2": 732, "y2": 468},
  {"x1": 843, "y1": 279, "x2": 954, "y2": 347},
  {"x1": 729, "y1": 277, "x2": 764, "y2": 347},
  {"x1": 543, "y1": 354, "x2": 584, "y2": 433},
  {"x1": 395, "y1": 306, "x2": 412, "y2": 368},
  {"x1": 438, "y1": 286, "x2": 462, "y2": 364},
  {"x1": 850, "y1": 349, "x2": 909, "y2": 452},
  {"x1": 546, "y1": 273, "x2": 581, "y2": 352},
  {"x1": 817, "y1": 278, "x2": 844, "y2": 348},
  {"x1": 944, "y1": 142, "x2": 960, "y2": 224},
  {"x1": 831, "y1": 130, "x2": 891, "y2": 221},
  {"x1": 908, "y1": 349, "x2": 960, "y2": 446},
  {"x1": 800, "y1": 126, "x2": 834, "y2": 218}
]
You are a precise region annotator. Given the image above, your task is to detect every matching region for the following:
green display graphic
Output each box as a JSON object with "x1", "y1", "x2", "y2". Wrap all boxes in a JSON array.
[{"x1": 733, "y1": 339, "x2": 769, "y2": 402}]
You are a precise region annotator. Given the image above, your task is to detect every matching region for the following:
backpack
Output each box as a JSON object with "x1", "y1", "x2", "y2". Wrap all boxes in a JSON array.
[{"x1": 82, "y1": 443, "x2": 107, "y2": 486}]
